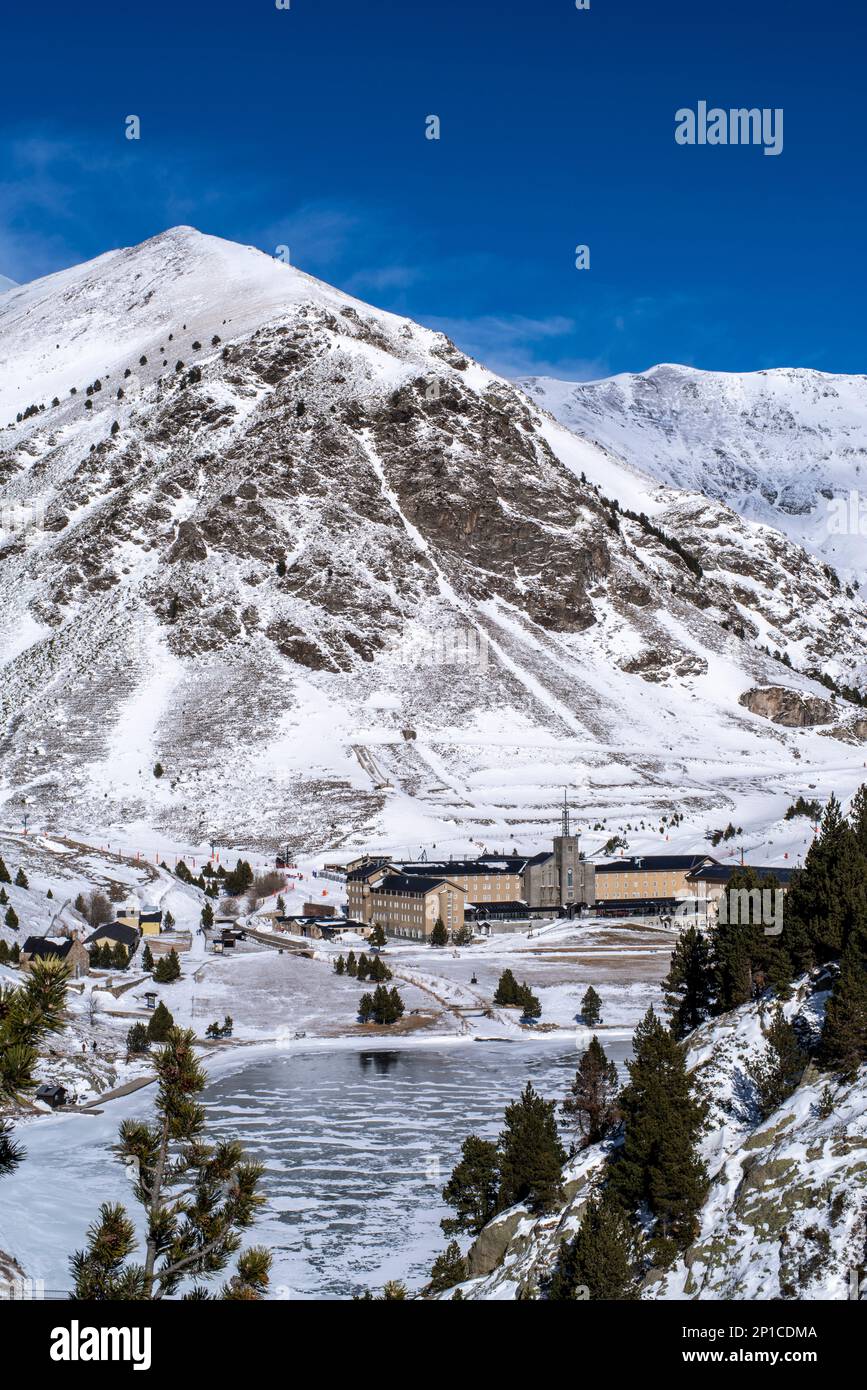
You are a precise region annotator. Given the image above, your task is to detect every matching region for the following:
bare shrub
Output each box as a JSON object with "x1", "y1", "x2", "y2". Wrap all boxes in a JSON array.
[
  {"x1": 80, "y1": 891, "x2": 113, "y2": 928},
  {"x1": 253, "y1": 871, "x2": 286, "y2": 899}
]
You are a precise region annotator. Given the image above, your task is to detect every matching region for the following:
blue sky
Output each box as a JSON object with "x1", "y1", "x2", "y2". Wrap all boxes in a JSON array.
[{"x1": 1, "y1": 0, "x2": 864, "y2": 379}]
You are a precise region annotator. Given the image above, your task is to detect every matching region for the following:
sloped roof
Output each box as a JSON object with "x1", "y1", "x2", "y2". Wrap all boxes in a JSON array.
[
  {"x1": 85, "y1": 921, "x2": 140, "y2": 949},
  {"x1": 398, "y1": 856, "x2": 529, "y2": 876},
  {"x1": 22, "y1": 936, "x2": 76, "y2": 959},
  {"x1": 687, "y1": 864, "x2": 796, "y2": 886},
  {"x1": 374, "y1": 874, "x2": 462, "y2": 895},
  {"x1": 595, "y1": 855, "x2": 718, "y2": 873},
  {"x1": 346, "y1": 859, "x2": 394, "y2": 881}
]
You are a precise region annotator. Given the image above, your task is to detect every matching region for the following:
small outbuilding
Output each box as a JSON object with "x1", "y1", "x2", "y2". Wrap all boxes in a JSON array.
[{"x1": 35, "y1": 1083, "x2": 68, "y2": 1108}]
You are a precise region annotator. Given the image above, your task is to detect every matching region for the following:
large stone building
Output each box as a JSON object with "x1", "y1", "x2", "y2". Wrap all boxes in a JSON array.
[
  {"x1": 523, "y1": 838, "x2": 595, "y2": 911},
  {"x1": 367, "y1": 873, "x2": 465, "y2": 940},
  {"x1": 345, "y1": 858, "x2": 393, "y2": 922},
  {"x1": 396, "y1": 856, "x2": 526, "y2": 906},
  {"x1": 345, "y1": 836, "x2": 595, "y2": 927},
  {"x1": 594, "y1": 854, "x2": 719, "y2": 908}
]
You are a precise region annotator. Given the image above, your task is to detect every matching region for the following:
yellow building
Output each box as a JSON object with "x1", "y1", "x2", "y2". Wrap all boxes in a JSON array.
[
  {"x1": 368, "y1": 873, "x2": 465, "y2": 941},
  {"x1": 117, "y1": 905, "x2": 163, "y2": 935},
  {"x1": 406, "y1": 858, "x2": 525, "y2": 906},
  {"x1": 345, "y1": 859, "x2": 393, "y2": 923},
  {"x1": 594, "y1": 855, "x2": 718, "y2": 904},
  {"x1": 85, "y1": 921, "x2": 140, "y2": 956}
]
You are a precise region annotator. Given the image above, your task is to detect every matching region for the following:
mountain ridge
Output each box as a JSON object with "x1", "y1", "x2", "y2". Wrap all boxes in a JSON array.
[
  {"x1": 520, "y1": 364, "x2": 867, "y2": 586},
  {"x1": 0, "y1": 228, "x2": 864, "y2": 855}
]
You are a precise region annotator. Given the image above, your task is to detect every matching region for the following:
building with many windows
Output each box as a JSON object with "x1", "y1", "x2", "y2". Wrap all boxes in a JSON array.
[
  {"x1": 684, "y1": 863, "x2": 796, "y2": 920},
  {"x1": 344, "y1": 838, "x2": 595, "y2": 925},
  {"x1": 367, "y1": 873, "x2": 465, "y2": 940},
  {"x1": 594, "y1": 854, "x2": 718, "y2": 908}
]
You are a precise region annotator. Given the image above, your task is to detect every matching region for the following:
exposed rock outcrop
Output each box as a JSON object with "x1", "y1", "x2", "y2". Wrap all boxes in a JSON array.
[{"x1": 739, "y1": 686, "x2": 837, "y2": 727}]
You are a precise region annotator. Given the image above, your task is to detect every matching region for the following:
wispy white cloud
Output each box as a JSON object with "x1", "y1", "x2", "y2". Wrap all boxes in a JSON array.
[{"x1": 418, "y1": 312, "x2": 609, "y2": 380}]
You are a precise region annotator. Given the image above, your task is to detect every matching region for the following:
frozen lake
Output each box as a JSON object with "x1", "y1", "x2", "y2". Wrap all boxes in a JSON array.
[{"x1": 0, "y1": 1037, "x2": 632, "y2": 1299}]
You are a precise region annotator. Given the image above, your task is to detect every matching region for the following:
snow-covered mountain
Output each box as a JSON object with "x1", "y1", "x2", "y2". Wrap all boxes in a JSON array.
[
  {"x1": 520, "y1": 366, "x2": 867, "y2": 586},
  {"x1": 0, "y1": 275, "x2": 18, "y2": 295},
  {"x1": 456, "y1": 977, "x2": 867, "y2": 1301},
  {"x1": 0, "y1": 228, "x2": 865, "y2": 854}
]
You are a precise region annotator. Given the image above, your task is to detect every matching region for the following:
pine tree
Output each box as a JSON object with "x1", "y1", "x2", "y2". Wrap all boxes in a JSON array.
[
  {"x1": 152, "y1": 948, "x2": 181, "y2": 984},
  {"x1": 223, "y1": 859, "x2": 254, "y2": 897},
  {"x1": 0, "y1": 857, "x2": 10, "y2": 884},
  {"x1": 430, "y1": 917, "x2": 449, "y2": 947},
  {"x1": 346, "y1": 951, "x2": 358, "y2": 978},
  {"x1": 146, "y1": 1001, "x2": 174, "y2": 1042},
  {"x1": 369, "y1": 922, "x2": 387, "y2": 948},
  {"x1": 712, "y1": 926, "x2": 753, "y2": 1012},
  {"x1": 164, "y1": 910, "x2": 176, "y2": 931},
  {"x1": 548, "y1": 1195, "x2": 638, "y2": 1300},
  {"x1": 379, "y1": 1280, "x2": 407, "y2": 1299},
  {"x1": 580, "y1": 985, "x2": 602, "y2": 1026},
  {"x1": 356, "y1": 952, "x2": 370, "y2": 981},
  {"x1": 14, "y1": 868, "x2": 28, "y2": 888},
  {"x1": 0, "y1": 1119, "x2": 25, "y2": 1177},
  {"x1": 425, "y1": 1241, "x2": 466, "y2": 1295},
  {"x1": 201, "y1": 902, "x2": 214, "y2": 929},
  {"x1": 561, "y1": 1036, "x2": 620, "y2": 1147},
  {"x1": 441, "y1": 1136, "x2": 500, "y2": 1236},
  {"x1": 849, "y1": 784, "x2": 867, "y2": 861},
  {"x1": 70, "y1": 1029, "x2": 270, "y2": 1299},
  {"x1": 0, "y1": 941, "x2": 8, "y2": 965},
  {"x1": 359, "y1": 983, "x2": 404, "y2": 1024},
  {"x1": 517, "y1": 983, "x2": 541, "y2": 1020},
  {"x1": 0, "y1": 888, "x2": 7, "y2": 905},
  {"x1": 710, "y1": 865, "x2": 798, "y2": 1010},
  {"x1": 821, "y1": 912, "x2": 867, "y2": 1079},
  {"x1": 498, "y1": 1083, "x2": 566, "y2": 1213},
  {"x1": 609, "y1": 1008, "x2": 708, "y2": 1256},
  {"x1": 783, "y1": 795, "x2": 864, "y2": 969},
  {"x1": 747, "y1": 1007, "x2": 805, "y2": 1119},
  {"x1": 663, "y1": 925, "x2": 713, "y2": 1039},
  {"x1": 4, "y1": 906, "x2": 18, "y2": 931},
  {"x1": 142, "y1": 943, "x2": 154, "y2": 973},
  {"x1": 385, "y1": 986, "x2": 405, "y2": 1023},
  {"x1": 126, "y1": 1023, "x2": 150, "y2": 1056},
  {"x1": 0, "y1": 957, "x2": 69, "y2": 1098},
  {"x1": 112, "y1": 942, "x2": 129, "y2": 970},
  {"x1": 333, "y1": 955, "x2": 345, "y2": 976},
  {"x1": 493, "y1": 969, "x2": 520, "y2": 1005}
]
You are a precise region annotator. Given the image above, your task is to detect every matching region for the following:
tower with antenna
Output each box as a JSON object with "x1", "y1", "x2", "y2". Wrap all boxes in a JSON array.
[{"x1": 553, "y1": 788, "x2": 594, "y2": 910}]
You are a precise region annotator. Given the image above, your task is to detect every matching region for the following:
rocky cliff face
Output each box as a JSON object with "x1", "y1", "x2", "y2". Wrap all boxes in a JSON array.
[
  {"x1": 0, "y1": 229, "x2": 864, "y2": 851},
  {"x1": 456, "y1": 979, "x2": 867, "y2": 1301}
]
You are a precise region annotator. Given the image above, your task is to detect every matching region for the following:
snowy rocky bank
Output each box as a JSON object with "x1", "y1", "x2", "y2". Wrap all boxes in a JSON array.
[{"x1": 454, "y1": 978, "x2": 866, "y2": 1300}]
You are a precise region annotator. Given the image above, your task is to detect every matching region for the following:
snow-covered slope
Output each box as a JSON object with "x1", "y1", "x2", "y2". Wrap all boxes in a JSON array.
[
  {"x1": 0, "y1": 275, "x2": 17, "y2": 295},
  {"x1": 0, "y1": 228, "x2": 865, "y2": 855},
  {"x1": 459, "y1": 978, "x2": 867, "y2": 1301},
  {"x1": 520, "y1": 365, "x2": 867, "y2": 586}
]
